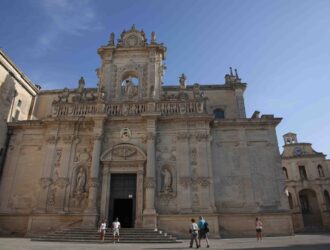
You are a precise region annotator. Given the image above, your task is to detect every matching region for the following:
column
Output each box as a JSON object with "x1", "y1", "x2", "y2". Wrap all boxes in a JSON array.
[
  {"x1": 135, "y1": 167, "x2": 144, "y2": 227},
  {"x1": 35, "y1": 135, "x2": 58, "y2": 212},
  {"x1": 177, "y1": 132, "x2": 192, "y2": 212},
  {"x1": 83, "y1": 117, "x2": 105, "y2": 226},
  {"x1": 100, "y1": 165, "x2": 110, "y2": 220},
  {"x1": 143, "y1": 118, "x2": 157, "y2": 228}
]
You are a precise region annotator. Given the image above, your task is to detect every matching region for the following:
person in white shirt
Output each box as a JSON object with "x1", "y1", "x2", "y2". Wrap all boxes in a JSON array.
[
  {"x1": 189, "y1": 218, "x2": 199, "y2": 248},
  {"x1": 99, "y1": 219, "x2": 107, "y2": 242},
  {"x1": 112, "y1": 217, "x2": 121, "y2": 242}
]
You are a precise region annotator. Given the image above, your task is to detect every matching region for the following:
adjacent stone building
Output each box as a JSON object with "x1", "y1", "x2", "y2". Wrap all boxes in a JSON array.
[
  {"x1": 0, "y1": 26, "x2": 293, "y2": 237},
  {"x1": 282, "y1": 132, "x2": 330, "y2": 231},
  {"x1": 0, "y1": 49, "x2": 39, "y2": 178}
]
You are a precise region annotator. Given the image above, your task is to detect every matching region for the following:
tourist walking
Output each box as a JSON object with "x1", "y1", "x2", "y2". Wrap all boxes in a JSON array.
[
  {"x1": 112, "y1": 217, "x2": 121, "y2": 243},
  {"x1": 189, "y1": 218, "x2": 199, "y2": 248},
  {"x1": 99, "y1": 219, "x2": 107, "y2": 242},
  {"x1": 255, "y1": 217, "x2": 263, "y2": 241},
  {"x1": 198, "y1": 216, "x2": 210, "y2": 248}
]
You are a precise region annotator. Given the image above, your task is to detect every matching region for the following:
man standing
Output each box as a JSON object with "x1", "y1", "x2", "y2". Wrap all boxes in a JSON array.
[
  {"x1": 112, "y1": 217, "x2": 121, "y2": 243},
  {"x1": 198, "y1": 216, "x2": 210, "y2": 248}
]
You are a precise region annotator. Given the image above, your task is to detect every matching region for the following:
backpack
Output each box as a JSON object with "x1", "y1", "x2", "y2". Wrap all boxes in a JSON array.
[{"x1": 204, "y1": 222, "x2": 209, "y2": 233}]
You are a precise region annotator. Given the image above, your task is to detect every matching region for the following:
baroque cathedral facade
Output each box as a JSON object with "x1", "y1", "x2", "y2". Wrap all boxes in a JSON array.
[{"x1": 0, "y1": 26, "x2": 293, "y2": 237}]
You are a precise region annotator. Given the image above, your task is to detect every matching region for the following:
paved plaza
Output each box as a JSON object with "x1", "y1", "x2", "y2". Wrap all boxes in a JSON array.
[{"x1": 1, "y1": 234, "x2": 330, "y2": 250}]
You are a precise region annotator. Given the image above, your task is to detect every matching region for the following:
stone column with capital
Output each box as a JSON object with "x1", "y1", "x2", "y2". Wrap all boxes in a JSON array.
[
  {"x1": 83, "y1": 117, "x2": 105, "y2": 226},
  {"x1": 36, "y1": 135, "x2": 59, "y2": 212},
  {"x1": 143, "y1": 118, "x2": 158, "y2": 228}
]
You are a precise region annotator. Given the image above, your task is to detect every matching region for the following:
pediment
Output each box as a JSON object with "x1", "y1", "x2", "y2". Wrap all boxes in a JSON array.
[{"x1": 100, "y1": 143, "x2": 146, "y2": 162}]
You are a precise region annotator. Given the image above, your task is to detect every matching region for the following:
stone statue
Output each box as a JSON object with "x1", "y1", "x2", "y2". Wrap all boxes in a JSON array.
[
  {"x1": 78, "y1": 77, "x2": 85, "y2": 94},
  {"x1": 179, "y1": 73, "x2": 186, "y2": 89},
  {"x1": 57, "y1": 88, "x2": 70, "y2": 102},
  {"x1": 192, "y1": 83, "x2": 204, "y2": 99},
  {"x1": 151, "y1": 31, "x2": 156, "y2": 44},
  {"x1": 123, "y1": 77, "x2": 138, "y2": 97},
  {"x1": 109, "y1": 32, "x2": 115, "y2": 46},
  {"x1": 76, "y1": 167, "x2": 86, "y2": 193},
  {"x1": 161, "y1": 168, "x2": 172, "y2": 192}
]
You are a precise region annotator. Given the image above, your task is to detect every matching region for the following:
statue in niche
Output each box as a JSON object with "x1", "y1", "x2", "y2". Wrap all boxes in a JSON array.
[
  {"x1": 76, "y1": 167, "x2": 86, "y2": 193},
  {"x1": 123, "y1": 77, "x2": 138, "y2": 97},
  {"x1": 161, "y1": 168, "x2": 173, "y2": 193}
]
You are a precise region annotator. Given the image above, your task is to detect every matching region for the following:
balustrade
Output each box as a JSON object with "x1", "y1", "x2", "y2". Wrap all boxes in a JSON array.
[{"x1": 52, "y1": 99, "x2": 205, "y2": 117}]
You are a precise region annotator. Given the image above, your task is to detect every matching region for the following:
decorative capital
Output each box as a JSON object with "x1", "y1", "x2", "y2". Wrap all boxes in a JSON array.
[
  {"x1": 147, "y1": 132, "x2": 156, "y2": 141},
  {"x1": 144, "y1": 177, "x2": 155, "y2": 188},
  {"x1": 93, "y1": 134, "x2": 103, "y2": 141},
  {"x1": 195, "y1": 132, "x2": 209, "y2": 141},
  {"x1": 88, "y1": 177, "x2": 100, "y2": 188},
  {"x1": 47, "y1": 135, "x2": 59, "y2": 144},
  {"x1": 55, "y1": 177, "x2": 69, "y2": 188},
  {"x1": 39, "y1": 178, "x2": 52, "y2": 189},
  {"x1": 180, "y1": 177, "x2": 191, "y2": 188},
  {"x1": 177, "y1": 132, "x2": 189, "y2": 140}
]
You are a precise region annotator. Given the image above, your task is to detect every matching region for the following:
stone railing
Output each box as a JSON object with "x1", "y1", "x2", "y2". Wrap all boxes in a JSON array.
[{"x1": 52, "y1": 99, "x2": 206, "y2": 118}]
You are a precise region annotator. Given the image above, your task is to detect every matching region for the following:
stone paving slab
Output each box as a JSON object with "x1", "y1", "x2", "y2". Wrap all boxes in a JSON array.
[{"x1": 1, "y1": 234, "x2": 330, "y2": 250}]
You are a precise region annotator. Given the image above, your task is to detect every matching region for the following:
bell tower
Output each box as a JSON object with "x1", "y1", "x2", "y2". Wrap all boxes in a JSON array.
[{"x1": 97, "y1": 25, "x2": 166, "y2": 101}]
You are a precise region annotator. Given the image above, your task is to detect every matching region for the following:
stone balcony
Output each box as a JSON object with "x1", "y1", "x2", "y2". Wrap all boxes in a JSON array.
[{"x1": 51, "y1": 99, "x2": 206, "y2": 118}]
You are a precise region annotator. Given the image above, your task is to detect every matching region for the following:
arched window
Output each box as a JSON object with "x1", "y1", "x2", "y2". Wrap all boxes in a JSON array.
[
  {"x1": 298, "y1": 165, "x2": 308, "y2": 180},
  {"x1": 288, "y1": 192, "x2": 294, "y2": 209},
  {"x1": 213, "y1": 108, "x2": 225, "y2": 119},
  {"x1": 318, "y1": 165, "x2": 325, "y2": 177},
  {"x1": 324, "y1": 190, "x2": 330, "y2": 209},
  {"x1": 282, "y1": 167, "x2": 289, "y2": 179}
]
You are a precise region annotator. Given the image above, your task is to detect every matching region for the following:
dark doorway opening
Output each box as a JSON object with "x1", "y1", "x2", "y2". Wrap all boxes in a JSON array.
[
  {"x1": 109, "y1": 174, "x2": 136, "y2": 228},
  {"x1": 113, "y1": 199, "x2": 133, "y2": 228}
]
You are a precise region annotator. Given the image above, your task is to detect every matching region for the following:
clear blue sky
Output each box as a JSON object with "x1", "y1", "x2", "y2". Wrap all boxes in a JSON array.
[{"x1": 1, "y1": 0, "x2": 329, "y2": 155}]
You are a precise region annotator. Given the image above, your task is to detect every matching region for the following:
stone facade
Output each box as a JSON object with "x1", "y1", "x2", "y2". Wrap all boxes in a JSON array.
[
  {"x1": 0, "y1": 26, "x2": 293, "y2": 237},
  {"x1": 281, "y1": 133, "x2": 330, "y2": 231}
]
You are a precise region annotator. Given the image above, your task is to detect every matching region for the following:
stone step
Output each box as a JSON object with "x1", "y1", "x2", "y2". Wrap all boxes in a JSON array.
[{"x1": 31, "y1": 228, "x2": 178, "y2": 243}]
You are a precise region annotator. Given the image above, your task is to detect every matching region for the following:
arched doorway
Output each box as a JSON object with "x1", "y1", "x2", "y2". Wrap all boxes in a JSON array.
[
  {"x1": 299, "y1": 189, "x2": 322, "y2": 228},
  {"x1": 100, "y1": 143, "x2": 146, "y2": 228}
]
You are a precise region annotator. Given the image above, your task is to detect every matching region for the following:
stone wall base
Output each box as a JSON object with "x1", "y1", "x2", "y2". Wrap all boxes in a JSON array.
[
  {"x1": 0, "y1": 212, "x2": 294, "y2": 238},
  {"x1": 158, "y1": 212, "x2": 294, "y2": 238}
]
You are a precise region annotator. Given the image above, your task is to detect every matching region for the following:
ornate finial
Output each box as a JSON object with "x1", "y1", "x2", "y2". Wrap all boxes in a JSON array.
[
  {"x1": 229, "y1": 67, "x2": 233, "y2": 76},
  {"x1": 235, "y1": 69, "x2": 239, "y2": 79},
  {"x1": 131, "y1": 24, "x2": 136, "y2": 31},
  {"x1": 108, "y1": 32, "x2": 115, "y2": 46},
  {"x1": 151, "y1": 31, "x2": 156, "y2": 44},
  {"x1": 179, "y1": 73, "x2": 186, "y2": 89}
]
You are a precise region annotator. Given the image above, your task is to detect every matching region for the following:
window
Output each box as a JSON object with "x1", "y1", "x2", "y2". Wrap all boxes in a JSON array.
[
  {"x1": 282, "y1": 167, "x2": 289, "y2": 179},
  {"x1": 299, "y1": 195, "x2": 310, "y2": 213},
  {"x1": 288, "y1": 193, "x2": 294, "y2": 209},
  {"x1": 298, "y1": 165, "x2": 307, "y2": 180},
  {"x1": 324, "y1": 190, "x2": 330, "y2": 209},
  {"x1": 17, "y1": 99, "x2": 22, "y2": 107},
  {"x1": 318, "y1": 165, "x2": 325, "y2": 177},
  {"x1": 213, "y1": 108, "x2": 225, "y2": 119}
]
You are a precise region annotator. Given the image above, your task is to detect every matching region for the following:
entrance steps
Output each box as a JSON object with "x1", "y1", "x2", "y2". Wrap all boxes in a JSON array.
[{"x1": 31, "y1": 227, "x2": 179, "y2": 243}]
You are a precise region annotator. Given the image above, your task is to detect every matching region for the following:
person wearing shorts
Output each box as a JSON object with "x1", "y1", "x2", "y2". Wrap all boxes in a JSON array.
[
  {"x1": 255, "y1": 217, "x2": 263, "y2": 241},
  {"x1": 112, "y1": 217, "x2": 121, "y2": 243}
]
